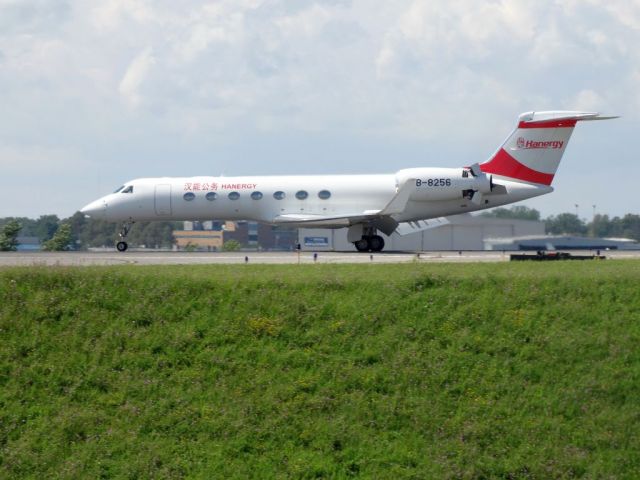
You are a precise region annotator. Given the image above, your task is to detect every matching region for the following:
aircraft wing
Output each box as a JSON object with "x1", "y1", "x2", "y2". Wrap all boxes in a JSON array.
[
  {"x1": 273, "y1": 213, "x2": 369, "y2": 226},
  {"x1": 273, "y1": 212, "x2": 399, "y2": 236},
  {"x1": 272, "y1": 178, "x2": 417, "y2": 234},
  {"x1": 395, "y1": 217, "x2": 450, "y2": 236}
]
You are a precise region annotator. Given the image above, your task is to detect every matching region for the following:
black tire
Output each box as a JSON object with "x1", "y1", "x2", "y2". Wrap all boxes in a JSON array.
[
  {"x1": 369, "y1": 235, "x2": 385, "y2": 252},
  {"x1": 354, "y1": 238, "x2": 370, "y2": 252},
  {"x1": 116, "y1": 241, "x2": 128, "y2": 252}
]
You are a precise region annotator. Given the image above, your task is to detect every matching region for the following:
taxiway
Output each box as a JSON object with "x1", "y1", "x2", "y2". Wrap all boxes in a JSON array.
[{"x1": 0, "y1": 250, "x2": 638, "y2": 267}]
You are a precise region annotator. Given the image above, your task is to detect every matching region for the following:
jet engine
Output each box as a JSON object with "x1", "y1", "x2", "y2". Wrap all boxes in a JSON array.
[{"x1": 395, "y1": 165, "x2": 493, "y2": 203}]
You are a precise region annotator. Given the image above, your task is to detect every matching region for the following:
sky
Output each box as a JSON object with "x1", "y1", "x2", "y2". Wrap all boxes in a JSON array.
[{"x1": 1, "y1": 0, "x2": 639, "y2": 220}]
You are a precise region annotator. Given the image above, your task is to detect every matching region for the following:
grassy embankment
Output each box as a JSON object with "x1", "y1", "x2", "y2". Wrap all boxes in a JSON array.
[{"x1": 1, "y1": 261, "x2": 640, "y2": 478}]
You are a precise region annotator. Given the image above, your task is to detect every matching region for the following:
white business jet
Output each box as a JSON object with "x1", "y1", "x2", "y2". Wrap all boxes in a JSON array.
[{"x1": 81, "y1": 111, "x2": 615, "y2": 252}]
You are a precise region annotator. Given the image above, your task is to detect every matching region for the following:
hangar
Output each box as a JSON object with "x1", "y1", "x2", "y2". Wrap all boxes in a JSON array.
[
  {"x1": 298, "y1": 214, "x2": 544, "y2": 251},
  {"x1": 485, "y1": 235, "x2": 640, "y2": 251}
]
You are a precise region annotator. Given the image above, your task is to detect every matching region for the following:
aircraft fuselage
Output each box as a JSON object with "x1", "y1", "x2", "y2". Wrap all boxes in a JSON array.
[{"x1": 81, "y1": 170, "x2": 549, "y2": 227}]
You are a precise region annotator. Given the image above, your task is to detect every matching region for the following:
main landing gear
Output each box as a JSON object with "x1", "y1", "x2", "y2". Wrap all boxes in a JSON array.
[
  {"x1": 352, "y1": 225, "x2": 385, "y2": 252},
  {"x1": 116, "y1": 220, "x2": 134, "y2": 252},
  {"x1": 354, "y1": 235, "x2": 385, "y2": 252}
]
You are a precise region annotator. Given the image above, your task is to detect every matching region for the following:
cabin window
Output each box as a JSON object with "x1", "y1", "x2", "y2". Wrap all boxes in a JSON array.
[
  {"x1": 228, "y1": 192, "x2": 240, "y2": 200},
  {"x1": 113, "y1": 185, "x2": 125, "y2": 193},
  {"x1": 122, "y1": 185, "x2": 133, "y2": 193},
  {"x1": 318, "y1": 190, "x2": 331, "y2": 200},
  {"x1": 251, "y1": 191, "x2": 263, "y2": 200},
  {"x1": 183, "y1": 192, "x2": 195, "y2": 201},
  {"x1": 273, "y1": 191, "x2": 286, "y2": 200},
  {"x1": 295, "y1": 190, "x2": 308, "y2": 200},
  {"x1": 206, "y1": 192, "x2": 218, "y2": 201}
]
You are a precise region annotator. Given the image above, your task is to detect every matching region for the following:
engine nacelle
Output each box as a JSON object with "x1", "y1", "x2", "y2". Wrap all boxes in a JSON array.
[{"x1": 395, "y1": 167, "x2": 492, "y2": 202}]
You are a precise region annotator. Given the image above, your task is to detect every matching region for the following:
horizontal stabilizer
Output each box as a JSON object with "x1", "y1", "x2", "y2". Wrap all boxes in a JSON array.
[{"x1": 519, "y1": 111, "x2": 618, "y2": 125}]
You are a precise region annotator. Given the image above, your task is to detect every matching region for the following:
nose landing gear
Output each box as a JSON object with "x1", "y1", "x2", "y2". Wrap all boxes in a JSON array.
[{"x1": 116, "y1": 220, "x2": 134, "y2": 252}]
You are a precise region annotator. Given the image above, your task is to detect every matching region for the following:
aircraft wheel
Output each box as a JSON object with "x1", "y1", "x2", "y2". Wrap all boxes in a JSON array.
[
  {"x1": 354, "y1": 238, "x2": 370, "y2": 252},
  {"x1": 370, "y1": 235, "x2": 385, "y2": 252},
  {"x1": 116, "y1": 241, "x2": 128, "y2": 252}
]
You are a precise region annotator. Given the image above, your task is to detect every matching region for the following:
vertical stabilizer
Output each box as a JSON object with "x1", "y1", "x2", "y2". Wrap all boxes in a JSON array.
[{"x1": 480, "y1": 111, "x2": 616, "y2": 185}]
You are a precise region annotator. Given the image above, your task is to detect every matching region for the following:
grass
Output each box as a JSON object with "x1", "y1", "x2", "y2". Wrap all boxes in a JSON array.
[{"x1": 1, "y1": 261, "x2": 640, "y2": 478}]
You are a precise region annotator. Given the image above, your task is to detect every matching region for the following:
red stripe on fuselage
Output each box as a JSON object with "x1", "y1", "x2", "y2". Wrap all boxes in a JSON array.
[
  {"x1": 480, "y1": 149, "x2": 554, "y2": 185},
  {"x1": 517, "y1": 119, "x2": 577, "y2": 129}
]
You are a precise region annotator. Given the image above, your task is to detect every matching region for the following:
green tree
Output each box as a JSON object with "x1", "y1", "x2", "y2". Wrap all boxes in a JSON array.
[
  {"x1": 65, "y1": 211, "x2": 89, "y2": 250},
  {"x1": 545, "y1": 213, "x2": 588, "y2": 235},
  {"x1": 590, "y1": 214, "x2": 613, "y2": 238},
  {"x1": 59, "y1": 218, "x2": 181, "y2": 250},
  {"x1": 128, "y1": 221, "x2": 180, "y2": 249},
  {"x1": 481, "y1": 205, "x2": 541, "y2": 221},
  {"x1": 34, "y1": 214, "x2": 61, "y2": 242},
  {"x1": 42, "y1": 224, "x2": 72, "y2": 251},
  {"x1": 619, "y1": 214, "x2": 640, "y2": 241},
  {"x1": 0, "y1": 220, "x2": 22, "y2": 251},
  {"x1": 222, "y1": 239, "x2": 241, "y2": 251},
  {"x1": 0, "y1": 217, "x2": 35, "y2": 236},
  {"x1": 80, "y1": 220, "x2": 119, "y2": 248}
]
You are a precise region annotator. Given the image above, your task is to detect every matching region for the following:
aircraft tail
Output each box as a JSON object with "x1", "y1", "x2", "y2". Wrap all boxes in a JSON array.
[{"x1": 480, "y1": 111, "x2": 617, "y2": 185}]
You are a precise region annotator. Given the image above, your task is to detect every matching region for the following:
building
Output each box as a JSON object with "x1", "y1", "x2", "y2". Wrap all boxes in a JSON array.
[
  {"x1": 298, "y1": 214, "x2": 545, "y2": 251},
  {"x1": 173, "y1": 220, "x2": 297, "y2": 251},
  {"x1": 16, "y1": 236, "x2": 41, "y2": 251},
  {"x1": 172, "y1": 230, "x2": 224, "y2": 251}
]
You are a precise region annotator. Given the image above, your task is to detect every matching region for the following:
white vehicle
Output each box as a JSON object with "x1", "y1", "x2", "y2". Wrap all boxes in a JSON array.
[{"x1": 81, "y1": 111, "x2": 615, "y2": 252}]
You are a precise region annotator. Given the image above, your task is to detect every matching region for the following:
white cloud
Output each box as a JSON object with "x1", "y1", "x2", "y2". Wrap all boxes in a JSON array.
[
  {"x1": 598, "y1": 0, "x2": 640, "y2": 31},
  {"x1": 565, "y1": 89, "x2": 607, "y2": 112},
  {"x1": 90, "y1": 0, "x2": 156, "y2": 30},
  {"x1": 172, "y1": 4, "x2": 252, "y2": 63},
  {"x1": 0, "y1": 144, "x2": 86, "y2": 174},
  {"x1": 1, "y1": 0, "x2": 640, "y2": 217},
  {"x1": 118, "y1": 47, "x2": 156, "y2": 107},
  {"x1": 275, "y1": 3, "x2": 333, "y2": 37},
  {"x1": 375, "y1": 44, "x2": 394, "y2": 78}
]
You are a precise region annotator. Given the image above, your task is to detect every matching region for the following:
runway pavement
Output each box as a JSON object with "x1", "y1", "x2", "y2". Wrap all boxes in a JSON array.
[{"x1": 0, "y1": 250, "x2": 638, "y2": 266}]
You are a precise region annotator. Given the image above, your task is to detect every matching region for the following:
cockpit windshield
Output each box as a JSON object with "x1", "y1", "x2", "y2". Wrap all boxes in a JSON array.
[
  {"x1": 113, "y1": 185, "x2": 125, "y2": 193},
  {"x1": 122, "y1": 186, "x2": 134, "y2": 193}
]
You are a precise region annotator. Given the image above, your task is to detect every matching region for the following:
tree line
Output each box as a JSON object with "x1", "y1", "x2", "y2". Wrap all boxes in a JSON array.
[
  {"x1": 1, "y1": 207, "x2": 638, "y2": 251},
  {"x1": 0, "y1": 212, "x2": 180, "y2": 251},
  {"x1": 481, "y1": 206, "x2": 640, "y2": 240}
]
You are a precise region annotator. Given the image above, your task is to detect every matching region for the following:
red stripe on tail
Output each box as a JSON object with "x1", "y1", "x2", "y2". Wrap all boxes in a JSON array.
[
  {"x1": 517, "y1": 120, "x2": 578, "y2": 129},
  {"x1": 480, "y1": 149, "x2": 554, "y2": 185}
]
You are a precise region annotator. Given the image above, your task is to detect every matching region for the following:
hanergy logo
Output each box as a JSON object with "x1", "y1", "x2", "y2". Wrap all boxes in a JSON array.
[{"x1": 515, "y1": 137, "x2": 564, "y2": 150}]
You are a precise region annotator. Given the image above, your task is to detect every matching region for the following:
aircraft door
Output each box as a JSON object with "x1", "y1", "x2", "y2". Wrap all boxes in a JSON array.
[{"x1": 155, "y1": 184, "x2": 172, "y2": 216}]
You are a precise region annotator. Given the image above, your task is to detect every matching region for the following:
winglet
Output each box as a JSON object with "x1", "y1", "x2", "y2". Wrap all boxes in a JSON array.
[{"x1": 380, "y1": 179, "x2": 415, "y2": 215}]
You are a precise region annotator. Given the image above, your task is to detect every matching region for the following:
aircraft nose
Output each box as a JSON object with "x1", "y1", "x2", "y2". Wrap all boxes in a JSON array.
[{"x1": 80, "y1": 199, "x2": 106, "y2": 218}]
